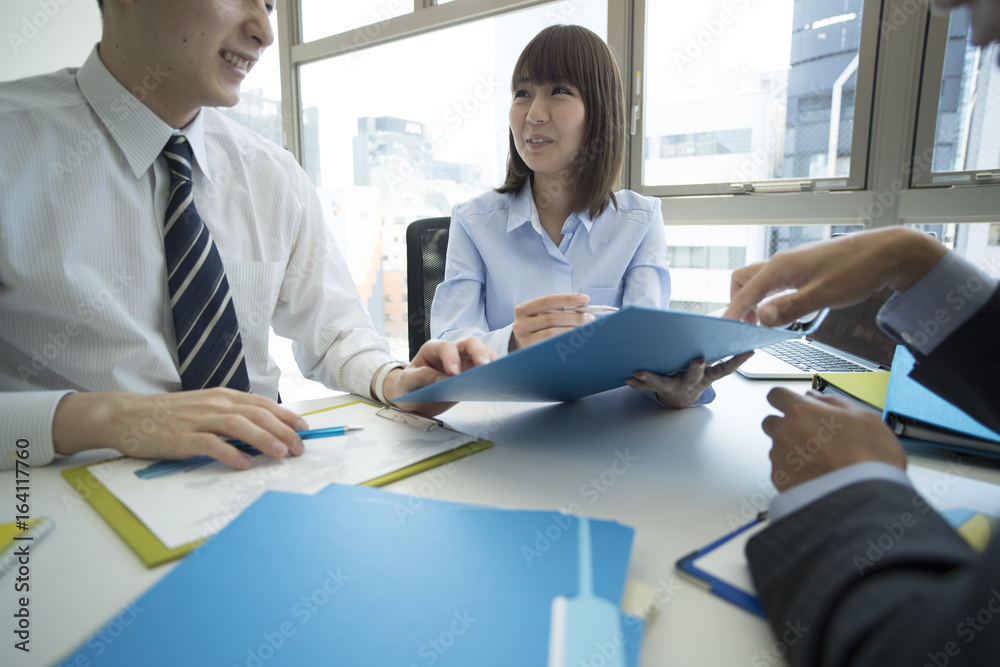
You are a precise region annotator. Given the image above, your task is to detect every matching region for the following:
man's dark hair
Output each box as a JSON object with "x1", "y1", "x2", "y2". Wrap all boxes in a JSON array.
[{"x1": 97, "y1": 0, "x2": 103, "y2": 16}]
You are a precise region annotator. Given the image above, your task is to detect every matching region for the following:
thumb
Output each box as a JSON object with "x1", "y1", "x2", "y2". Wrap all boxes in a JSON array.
[
  {"x1": 759, "y1": 286, "x2": 831, "y2": 327},
  {"x1": 758, "y1": 292, "x2": 805, "y2": 327}
]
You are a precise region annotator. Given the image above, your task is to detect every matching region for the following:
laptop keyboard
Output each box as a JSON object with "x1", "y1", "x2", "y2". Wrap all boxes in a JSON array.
[{"x1": 763, "y1": 340, "x2": 871, "y2": 373}]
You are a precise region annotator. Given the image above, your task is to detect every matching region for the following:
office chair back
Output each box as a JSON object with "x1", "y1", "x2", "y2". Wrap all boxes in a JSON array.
[{"x1": 406, "y1": 217, "x2": 451, "y2": 360}]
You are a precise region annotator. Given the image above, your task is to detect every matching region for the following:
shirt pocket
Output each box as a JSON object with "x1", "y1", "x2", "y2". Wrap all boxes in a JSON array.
[
  {"x1": 581, "y1": 285, "x2": 624, "y2": 308},
  {"x1": 221, "y1": 259, "x2": 285, "y2": 361}
]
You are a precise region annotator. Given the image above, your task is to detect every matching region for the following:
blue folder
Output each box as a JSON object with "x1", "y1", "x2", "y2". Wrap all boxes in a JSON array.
[
  {"x1": 883, "y1": 346, "x2": 1000, "y2": 458},
  {"x1": 400, "y1": 306, "x2": 809, "y2": 402},
  {"x1": 60, "y1": 484, "x2": 642, "y2": 667}
]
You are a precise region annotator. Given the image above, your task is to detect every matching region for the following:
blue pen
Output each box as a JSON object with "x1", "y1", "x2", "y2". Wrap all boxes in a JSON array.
[
  {"x1": 134, "y1": 425, "x2": 364, "y2": 480},
  {"x1": 231, "y1": 425, "x2": 364, "y2": 447}
]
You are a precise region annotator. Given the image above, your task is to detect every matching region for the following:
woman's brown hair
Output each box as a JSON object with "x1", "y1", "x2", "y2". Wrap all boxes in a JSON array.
[{"x1": 496, "y1": 25, "x2": 627, "y2": 219}]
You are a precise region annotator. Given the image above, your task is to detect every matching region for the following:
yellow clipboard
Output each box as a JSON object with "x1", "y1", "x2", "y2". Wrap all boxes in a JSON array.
[
  {"x1": 60, "y1": 401, "x2": 492, "y2": 567},
  {"x1": 0, "y1": 517, "x2": 56, "y2": 577}
]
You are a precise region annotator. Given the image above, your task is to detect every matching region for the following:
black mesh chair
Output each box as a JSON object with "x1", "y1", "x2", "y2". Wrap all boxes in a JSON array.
[{"x1": 405, "y1": 217, "x2": 451, "y2": 360}]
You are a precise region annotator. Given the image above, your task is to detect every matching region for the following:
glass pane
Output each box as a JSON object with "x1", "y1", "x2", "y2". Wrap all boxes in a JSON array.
[
  {"x1": 930, "y1": 7, "x2": 1000, "y2": 174},
  {"x1": 299, "y1": 0, "x2": 607, "y2": 346},
  {"x1": 643, "y1": 0, "x2": 865, "y2": 187},
  {"x1": 301, "y1": 0, "x2": 412, "y2": 44},
  {"x1": 217, "y1": 11, "x2": 283, "y2": 145},
  {"x1": 666, "y1": 223, "x2": 860, "y2": 314}
]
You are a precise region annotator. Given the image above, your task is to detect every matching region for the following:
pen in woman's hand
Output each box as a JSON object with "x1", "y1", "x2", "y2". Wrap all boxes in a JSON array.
[{"x1": 552, "y1": 305, "x2": 619, "y2": 314}]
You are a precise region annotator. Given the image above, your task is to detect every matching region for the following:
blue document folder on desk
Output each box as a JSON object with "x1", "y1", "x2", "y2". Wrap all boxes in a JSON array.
[
  {"x1": 883, "y1": 346, "x2": 1000, "y2": 458},
  {"x1": 60, "y1": 484, "x2": 642, "y2": 667},
  {"x1": 400, "y1": 306, "x2": 805, "y2": 402}
]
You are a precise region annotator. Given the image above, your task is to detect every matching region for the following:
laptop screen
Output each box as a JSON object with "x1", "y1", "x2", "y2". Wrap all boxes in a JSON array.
[{"x1": 809, "y1": 287, "x2": 897, "y2": 368}]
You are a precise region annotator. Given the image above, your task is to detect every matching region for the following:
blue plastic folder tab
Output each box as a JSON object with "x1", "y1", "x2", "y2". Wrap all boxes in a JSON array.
[
  {"x1": 399, "y1": 306, "x2": 810, "y2": 403},
  {"x1": 60, "y1": 484, "x2": 643, "y2": 667}
]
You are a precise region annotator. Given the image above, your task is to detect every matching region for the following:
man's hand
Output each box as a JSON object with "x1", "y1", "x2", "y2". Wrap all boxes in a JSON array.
[
  {"x1": 382, "y1": 337, "x2": 496, "y2": 417},
  {"x1": 510, "y1": 293, "x2": 596, "y2": 352},
  {"x1": 625, "y1": 352, "x2": 753, "y2": 408},
  {"x1": 724, "y1": 227, "x2": 945, "y2": 327},
  {"x1": 762, "y1": 388, "x2": 906, "y2": 491},
  {"x1": 53, "y1": 389, "x2": 309, "y2": 470}
]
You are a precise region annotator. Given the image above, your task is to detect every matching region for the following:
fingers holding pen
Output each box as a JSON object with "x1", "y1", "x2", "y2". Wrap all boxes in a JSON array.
[
  {"x1": 53, "y1": 388, "x2": 308, "y2": 471},
  {"x1": 510, "y1": 293, "x2": 596, "y2": 351}
]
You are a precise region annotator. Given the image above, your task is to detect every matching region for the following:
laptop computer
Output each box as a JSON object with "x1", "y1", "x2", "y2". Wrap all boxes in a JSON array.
[{"x1": 737, "y1": 287, "x2": 897, "y2": 379}]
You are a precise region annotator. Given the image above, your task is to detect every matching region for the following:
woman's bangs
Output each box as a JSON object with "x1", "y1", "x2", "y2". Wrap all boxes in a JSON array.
[{"x1": 510, "y1": 31, "x2": 587, "y2": 92}]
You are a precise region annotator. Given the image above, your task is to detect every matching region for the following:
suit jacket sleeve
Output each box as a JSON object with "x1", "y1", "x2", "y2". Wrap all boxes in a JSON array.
[
  {"x1": 747, "y1": 480, "x2": 999, "y2": 667},
  {"x1": 908, "y1": 285, "x2": 1000, "y2": 434}
]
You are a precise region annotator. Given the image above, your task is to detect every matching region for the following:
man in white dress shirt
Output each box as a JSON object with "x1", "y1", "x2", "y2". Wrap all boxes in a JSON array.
[{"x1": 0, "y1": 0, "x2": 493, "y2": 472}]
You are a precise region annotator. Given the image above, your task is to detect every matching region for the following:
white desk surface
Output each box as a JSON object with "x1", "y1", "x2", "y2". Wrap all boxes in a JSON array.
[{"x1": 4, "y1": 374, "x2": 1000, "y2": 667}]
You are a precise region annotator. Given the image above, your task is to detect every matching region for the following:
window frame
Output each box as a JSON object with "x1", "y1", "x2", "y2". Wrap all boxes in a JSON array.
[
  {"x1": 628, "y1": 0, "x2": 880, "y2": 199},
  {"x1": 277, "y1": 0, "x2": 632, "y2": 173},
  {"x1": 272, "y1": 0, "x2": 1000, "y2": 236},
  {"x1": 911, "y1": 8, "x2": 1000, "y2": 189}
]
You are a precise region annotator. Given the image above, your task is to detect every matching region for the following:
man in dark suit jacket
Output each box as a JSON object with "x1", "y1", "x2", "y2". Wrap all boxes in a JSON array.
[{"x1": 725, "y1": 178, "x2": 1000, "y2": 661}]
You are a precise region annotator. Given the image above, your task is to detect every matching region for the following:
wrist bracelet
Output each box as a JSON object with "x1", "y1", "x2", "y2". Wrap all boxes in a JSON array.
[{"x1": 373, "y1": 362, "x2": 406, "y2": 405}]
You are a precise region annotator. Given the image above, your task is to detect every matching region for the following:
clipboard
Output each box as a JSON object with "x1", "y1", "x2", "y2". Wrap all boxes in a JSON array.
[
  {"x1": 677, "y1": 469, "x2": 1000, "y2": 619},
  {"x1": 675, "y1": 515, "x2": 767, "y2": 618},
  {"x1": 60, "y1": 400, "x2": 493, "y2": 567},
  {"x1": 399, "y1": 306, "x2": 827, "y2": 403},
  {"x1": 0, "y1": 517, "x2": 55, "y2": 578}
]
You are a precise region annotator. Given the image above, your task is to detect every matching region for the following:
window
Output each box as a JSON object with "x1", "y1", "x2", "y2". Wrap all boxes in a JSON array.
[
  {"x1": 633, "y1": 0, "x2": 876, "y2": 195},
  {"x1": 273, "y1": 0, "x2": 1000, "y2": 330},
  {"x1": 293, "y1": 0, "x2": 607, "y2": 348},
  {"x1": 667, "y1": 245, "x2": 746, "y2": 269},
  {"x1": 665, "y1": 223, "x2": 848, "y2": 313},
  {"x1": 300, "y1": 0, "x2": 411, "y2": 44},
  {"x1": 913, "y1": 6, "x2": 1000, "y2": 187}
]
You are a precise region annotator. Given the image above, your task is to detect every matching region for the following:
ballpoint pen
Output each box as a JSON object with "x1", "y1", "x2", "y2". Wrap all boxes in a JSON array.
[
  {"x1": 231, "y1": 424, "x2": 364, "y2": 447},
  {"x1": 134, "y1": 425, "x2": 365, "y2": 479},
  {"x1": 554, "y1": 305, "x2": 619, "y2": 314}
]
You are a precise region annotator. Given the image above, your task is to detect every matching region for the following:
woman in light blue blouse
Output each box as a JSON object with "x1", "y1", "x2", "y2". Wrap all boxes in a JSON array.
[{"x1": 431, "y1": 25, "x2": 749, "y2": 407}]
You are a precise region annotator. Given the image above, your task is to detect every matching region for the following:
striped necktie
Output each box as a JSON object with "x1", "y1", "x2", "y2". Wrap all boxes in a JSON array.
[{"x1": 162, "y1": 135, "x2": 250, "y2": 392}]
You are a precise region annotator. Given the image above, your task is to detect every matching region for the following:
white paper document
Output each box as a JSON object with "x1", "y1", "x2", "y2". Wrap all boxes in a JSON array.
[{"x1": 93, "y1": 401, "x2": 477, "y2": 549}]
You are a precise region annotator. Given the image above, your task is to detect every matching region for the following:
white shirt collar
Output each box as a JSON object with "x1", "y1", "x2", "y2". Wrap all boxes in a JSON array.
[
  {"x1": 77, "y1": 46, "x2": 213, "y2": 183},
  {"x1": 505, "y1": 179, "x2": 596, "y2": 236},
  {"x1": 176, "y1": 111, "x2": 213, "y2": 183}
]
